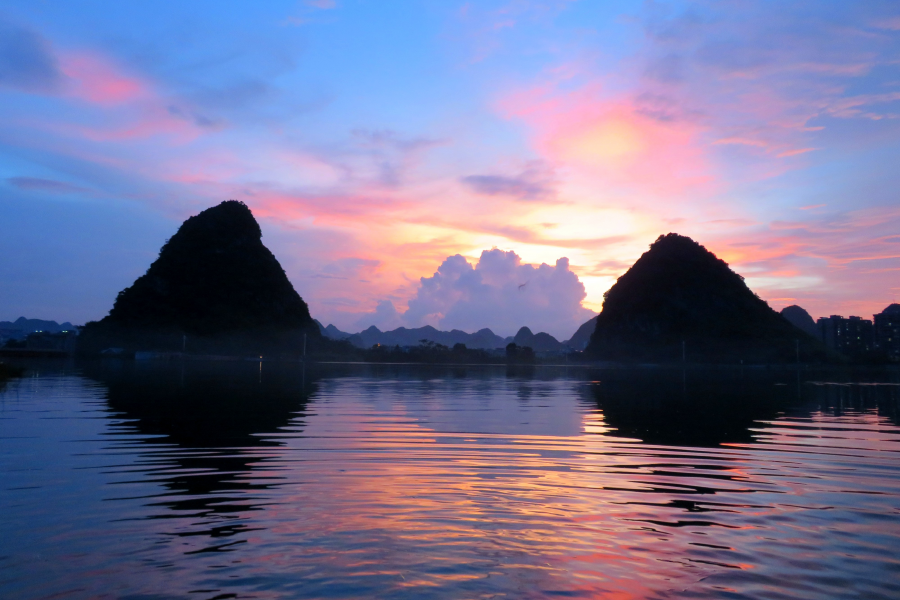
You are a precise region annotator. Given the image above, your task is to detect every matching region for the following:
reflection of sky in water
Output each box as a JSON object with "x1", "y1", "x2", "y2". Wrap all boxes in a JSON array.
[
  {"x1": 1, "y1": 363, "x2": 899, "y2": 599},
  {"x1": 314, "y1": 375, "x2": 586, "y2": 437}
]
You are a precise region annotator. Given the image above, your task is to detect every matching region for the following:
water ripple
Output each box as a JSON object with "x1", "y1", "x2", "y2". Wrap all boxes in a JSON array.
[{"x1": 0, "y1": 363, "x2": 898, "y2": 599}]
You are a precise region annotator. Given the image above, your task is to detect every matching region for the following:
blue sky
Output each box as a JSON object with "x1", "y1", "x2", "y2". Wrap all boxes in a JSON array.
[{"x1": 2, "y1": 0, "x2": 899, "y2": 338}]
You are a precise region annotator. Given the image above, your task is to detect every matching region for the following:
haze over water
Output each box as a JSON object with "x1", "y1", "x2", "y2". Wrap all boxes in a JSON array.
[{"x1": 1, "y1": 362, "x2": 899, "y2": 599}]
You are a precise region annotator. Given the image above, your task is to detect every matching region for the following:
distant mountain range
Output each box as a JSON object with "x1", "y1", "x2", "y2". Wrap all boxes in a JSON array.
[
  {"x1": 0, "y1": 317, "x2": 77, "y2": 340},
  {"x1": 315, "y1": 320, "x2": 591, "y2": 351},
  {"x1": 563, "y1": 315, "x2": 598, "y2": 351}
]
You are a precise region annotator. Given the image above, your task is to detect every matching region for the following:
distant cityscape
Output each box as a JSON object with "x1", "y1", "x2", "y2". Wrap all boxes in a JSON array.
[{"x1": 816, "y1": 304, "x2": 900, "y2": 361}]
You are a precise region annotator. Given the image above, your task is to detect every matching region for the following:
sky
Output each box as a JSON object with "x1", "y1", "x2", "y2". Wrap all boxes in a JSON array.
[{"x1": 1, "y1": 0, "x2": 899, "y2": 340}]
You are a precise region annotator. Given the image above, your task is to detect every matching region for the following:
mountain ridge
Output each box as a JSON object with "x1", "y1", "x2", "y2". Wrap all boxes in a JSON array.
[
  {"x1": 80, "y1": 200, "x2": 319, "y2": 354},
  {"x1": 0, "y1": 317, "x2": 77, "y2": 339},
  {"x1": 315, "y1": 321, "x2": 590, "y2": 351},
  {"x1": 780, "y1": 305, "x2": 818, "y2": 338},
  {"x1": 587, "y1": 233, "x2": 826, "y2": 363}
]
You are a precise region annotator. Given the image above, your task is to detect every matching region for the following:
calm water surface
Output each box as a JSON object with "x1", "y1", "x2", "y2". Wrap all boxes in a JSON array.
[{"x1": 1, "y1": 361, "x2": 899, "y2": 599}]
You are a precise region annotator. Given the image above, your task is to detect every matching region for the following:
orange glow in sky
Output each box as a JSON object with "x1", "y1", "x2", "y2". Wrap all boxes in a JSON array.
[{"x1": 2, "y1": 1, "x2": 899, "y2": 335}]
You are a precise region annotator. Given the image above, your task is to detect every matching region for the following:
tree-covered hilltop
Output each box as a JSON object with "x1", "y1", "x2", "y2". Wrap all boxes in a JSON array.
[
  {"x1": 80, "y1": 200, "x2": 320, "y2": 356},
  {"x1": 587, "y1": 233, "x2": 828, "y2": 363}
]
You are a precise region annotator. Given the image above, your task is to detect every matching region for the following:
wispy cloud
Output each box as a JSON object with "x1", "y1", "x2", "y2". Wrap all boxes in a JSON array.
[
  {"x1": 777, "y1": 148, "x2": 818, "y2": 158},
  {"x1": 0, "y1": 18, "x2": 62, "y2": 94},
  {"x1": 60, "y1": 53, "x2": 146, "y2": 105},
  {"x1": 461, "y1": 161, "x2": 557, "y2": 202},
  {"x1": 7, "y1": 177, "x2": 88, "y2": 194}
]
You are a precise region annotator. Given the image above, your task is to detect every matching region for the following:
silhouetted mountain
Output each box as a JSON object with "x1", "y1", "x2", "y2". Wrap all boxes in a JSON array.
[
  {"x1": 315, "y1": 320, "x2": 354, "y2": 340},
  {"x1": 513, "y1": 326, "x2": 562, "y2": 352},
  {"x1": 587, "y1": 233, "x2": 827, "y2": 363},
  {"x1": 562, "y1": 315, "x2": 597, "y2": 350},
  {"x1": 328, "y1": 323, "x2": 575, "y2": 352},
  {"x1": 351, "y1": 325, "x2": 384, "y2": 348},
  {"x1": 0, "y1": 317, "x2": 77, "y2": 340},
  {"x1": 780, "y1": 305, "x2": 818, "y2": 338},
  {"x1": 341, "y1": 325, "x2": 511, "y2": 350},
  {"x1": 469, "y1": 328, "x2": 511, "y2": 349},
  {"x1": 80, "y1": 200, "x2": 319, "y2": 355}
]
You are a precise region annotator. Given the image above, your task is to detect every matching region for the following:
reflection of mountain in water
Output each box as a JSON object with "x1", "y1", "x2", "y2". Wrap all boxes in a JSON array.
[
  {"x1": 90, "y1": 360, "x2": 316, "y2": 447},
  {"x1": 582, "y1": 369, "x2": 790, "y2": 447},
  {"x1": 583, "y1": 368, "x2": 900, "y2": 446},
  {"x1": 83, "y1": 360, "x2": 317, "y2": 549}
]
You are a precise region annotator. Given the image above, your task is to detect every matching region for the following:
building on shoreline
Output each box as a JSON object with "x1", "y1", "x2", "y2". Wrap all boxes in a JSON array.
[
  {"x1": 817, "y1": 315, "x2": 874, "y2": 358},
  {"x1": 816, "y1": 304, "x2": 900, "y2": 362},
  {"x1": 25, "y1": 330, "x2": 78, "y2": 354},
  {"x1": 874, "y1": 304, "x2": 900, "y2": 361}
]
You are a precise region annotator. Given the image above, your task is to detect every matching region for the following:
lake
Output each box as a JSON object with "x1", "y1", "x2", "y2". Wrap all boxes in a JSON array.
[{"x1": 1, "y1": 360, "x2": 899, "y2": 599}]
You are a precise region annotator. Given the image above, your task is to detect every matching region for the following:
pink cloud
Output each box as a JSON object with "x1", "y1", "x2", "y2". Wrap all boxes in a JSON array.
[
  {"x1": 249, "y1": 190, "x2": 414, "y2": 226},
  {"x1": 713, "y1": 137, "x2": 768, "y2": 147},
  {"x1": 9, "y1": 50, "x2": 216, "y2": 144},
  {"x1": 695, "y1": 206, "x2": 900, "y2": 320},
  {"x1": 60, "y1": 52, "x2": 146, "y2": 105},
  {"x1": 5, "y1": 49, "x2": 213, "y2": 144},
  {"x1": 777, "y1": 147, "x2": 818, "y2": 158},
  {"x1": 500, "y1": 85, "x2": 713, "y2": 195},
  {"x1": 871, "y1": 16, "x2": 900, "y2": 30},
  {"x1": 21, "y1": 105, "x2": 206, "y2": 145}
]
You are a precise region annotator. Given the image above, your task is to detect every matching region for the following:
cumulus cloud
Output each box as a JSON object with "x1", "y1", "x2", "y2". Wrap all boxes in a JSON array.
[
  {"x1": 0, "y1": 19, "x2": 62, "y2": 93},
  {"x1": 354, "y1": 299, "x2": 403, "y2": 331},
  {"x1": 461, "y1": 161, "x2": 557, "y2": 201},
  {"x1": 356, "y1": 249, "x2": 595, "y2": 339}
]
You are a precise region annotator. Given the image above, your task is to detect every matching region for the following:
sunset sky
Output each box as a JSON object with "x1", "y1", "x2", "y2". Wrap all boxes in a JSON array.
[{"x1": 2, "y1": 1, "x2": 899, "y2": 339}]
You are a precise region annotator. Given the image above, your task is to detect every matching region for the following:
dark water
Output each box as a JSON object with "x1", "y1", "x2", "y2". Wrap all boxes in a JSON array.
[{"x1": 1, "y1": 361, "x2": 899, "y2": 599}]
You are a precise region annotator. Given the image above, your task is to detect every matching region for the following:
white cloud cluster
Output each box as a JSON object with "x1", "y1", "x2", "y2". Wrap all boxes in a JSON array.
[{"x1": 356, "y1": 249, "x2": 595, "y2": 340}]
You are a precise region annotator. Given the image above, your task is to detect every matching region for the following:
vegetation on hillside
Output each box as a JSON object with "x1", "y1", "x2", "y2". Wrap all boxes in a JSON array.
[
  {"x1": 79, "y1": 200, "x2": 320, "y2": 356},
  {"x1": 587, "y1": 233, "x2": 830, "y2": 363}
]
